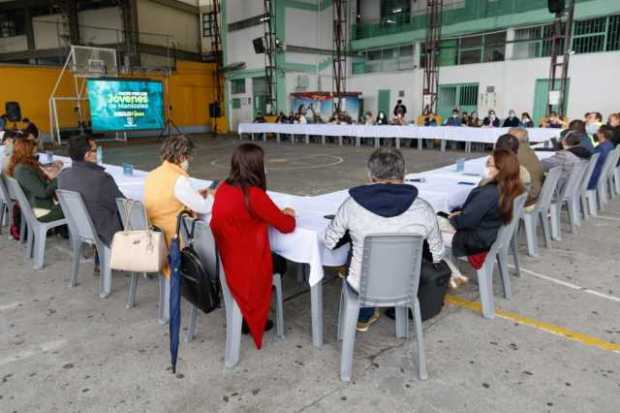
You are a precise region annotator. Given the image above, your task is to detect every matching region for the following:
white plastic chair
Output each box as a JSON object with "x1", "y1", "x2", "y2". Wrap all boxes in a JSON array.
[
  {"x1": 6, "y1": 176, "x2": 67, "y2": 269},
  {"x1": 579, "y1": 153, "x2": 600, "y2": 221},
  {"x1": 337, "y1": 234, "x2": 427, "y2": 383},
  {"x1": 549, "y1": 161, "x2": 587, "y2": 240},
  {"x1": 451, "y1": 193, "x2": 527, "y2": 319},
  {"x1": 56, "y1": 189, "x2": 113, "y2": 298},
  {"x1": 583, "y1": 149, "x2": 620, "y2": 216},
  {"x1": 116, "y1": 198, "x2": 169, "y2": 322},
  {"x1": 0, "y1": 173, "x2": 12, "y2": 230},
  {"x1": 521, "y1": 166, "x2": 562, "y2": 257},
  {"x1": 178, "y1": 216, "x2": 284, "y2": 368}
]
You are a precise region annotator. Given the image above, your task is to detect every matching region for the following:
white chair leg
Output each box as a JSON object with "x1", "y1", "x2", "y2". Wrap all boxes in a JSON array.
[
  {"x1": 510, "y1": 235, "x2": 521, "y2": 277},
  {"x1": 186, "y1": 304, "x2": 199, "y2": 343},
  {"x1": 496, "y1": 251, "x2": 512, "y2": 299},
  {"x1": 580, "y1": 195, "x2": 590, "y2": 221},
  {"x1": 337, "y1": 282, "x2": 345, "y2": 341},
  {"x1": 339, "y1": 286, "x2": 360, "y2": 382},
  {"x1": 127, "y1": 273, "x2": 138, "y2": 308},
  {"x1": 549, "y1": 203, "x2": 561, "y2": 241},
  {"x1": 310, "y1": 282, "x2": 323, "y2": 348},
  {"x1": 158, "y1": 275, "x2": 170, "y2": 324},
  {"x1": 272, "y1": 273, "x2": 285, "y2": 339},
  {"x1": 70, "y1": 239, "x2": 81, "y2": 287},
  {"x1": 522, "y1": 214, "x2": 538, "y2": 257},
  {"x1": 477, "y1": 263, "x2": 495, "y2": 319},
  {"x1": 33, "y1": 227, "x2": 47, "y2": 270},
  {"x1": 540, "y1": 211, "x2": 552, "y2": 249},
  {"x1": 99, "y1": 246, "x2": 112, "y2": 298},
  {"x1": 224, "y1": 300, "x2": 243, "y2": 368},
  {"x1": 395, "y1": 306, "x2": 409, "y2": 338},
  {"x1": 412, "y1": 299, "x2": 428, "y2": 380},
  {"x1": 587, "y1": 193, "x2": 598, "y2": 218}
]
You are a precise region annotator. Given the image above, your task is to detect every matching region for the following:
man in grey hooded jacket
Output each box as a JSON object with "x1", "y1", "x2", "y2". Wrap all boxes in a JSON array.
[{"x1": 323, "y1": 148, "x2": 444, "y2": 331}]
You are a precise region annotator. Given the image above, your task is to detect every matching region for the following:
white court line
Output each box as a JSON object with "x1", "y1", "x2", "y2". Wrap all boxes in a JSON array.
[
  {"x1": 509, "y1": 264, "x2": 620, "y2": 303},
  {"x1": 595, "y1": 215, "x2": 620, "y2": 222},
  {"x1": 0, "y1": 301, "x2": 21, "y2": 312},
  {"x1": 0, "y1": 339, "x2": 67, "y2": 367}
]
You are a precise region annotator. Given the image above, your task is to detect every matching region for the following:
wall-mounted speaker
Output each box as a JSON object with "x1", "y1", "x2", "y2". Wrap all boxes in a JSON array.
[
  {"x1": 5, "y1": 101, "x2": 21, "y2": 122},
  {"x1": 252, "y1": 37, "x2": 265, "y2": 54},
  {"x1": 548, "y1": 0, "x2": 565, "y2": 14}
]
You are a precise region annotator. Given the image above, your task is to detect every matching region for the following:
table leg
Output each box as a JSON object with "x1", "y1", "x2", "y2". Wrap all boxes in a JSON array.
[
  {"x1": 310, "y1": 280, "x2": 324, "y2": 348},
  {"x1": 321, "y1": 135, "x2": 326, "y2": 145},
  {"x1": 305, "y1": 134, "x2": 310, "y2": 144},
  {"x1": 277, "y1": 133, "x2": 281, "y2": 143},
  {"x1": 396, "y1": 138, "x2": 400, "y2": 149},
  {"x1": 418, "y1": 138, "x2": 423, "y2": 151},
  {"x1": 338, "y1": 136, "x2": 343, "y2": 146},
  {"x1": 251, "y1": 133, "x2": 255, "y2": 141},
  {"x1": 355, "y1": 136, "x2": 360, "y2": 147},
  {"x1": 440, "y1": 140, "x2": 446, "y2": 152}
]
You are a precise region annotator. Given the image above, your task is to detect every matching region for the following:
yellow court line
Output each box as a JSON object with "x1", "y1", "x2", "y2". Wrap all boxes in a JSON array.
[{"x1": 445, "y1": 295, "x2": 620, "y2": 353}]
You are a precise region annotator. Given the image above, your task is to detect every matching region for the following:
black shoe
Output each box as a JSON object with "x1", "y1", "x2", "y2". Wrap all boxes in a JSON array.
[
  {"x1": 384, "y1": 307, "x2": 413, "y2": 320},
  {"x1": 242, "y1": 319, "x2": 274, "y2": 335}
]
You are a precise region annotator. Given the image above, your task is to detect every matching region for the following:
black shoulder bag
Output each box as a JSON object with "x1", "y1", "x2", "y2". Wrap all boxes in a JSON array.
[{"x1": 176, "y1": 212, "x2": 222, "y2": 314}]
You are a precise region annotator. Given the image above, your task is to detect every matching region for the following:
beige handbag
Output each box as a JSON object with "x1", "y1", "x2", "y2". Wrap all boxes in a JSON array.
[{"x1": 110, "y1": 200, "x2": 167, "y2": 273}]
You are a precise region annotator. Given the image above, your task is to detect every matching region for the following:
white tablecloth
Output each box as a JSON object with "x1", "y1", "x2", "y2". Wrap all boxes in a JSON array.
[
  {"x1": 238, "y1": 123, "x2": 560, "y2": 144},
  {"x1": 0, "y1": 145, "x2": 554, "y2": 288}
]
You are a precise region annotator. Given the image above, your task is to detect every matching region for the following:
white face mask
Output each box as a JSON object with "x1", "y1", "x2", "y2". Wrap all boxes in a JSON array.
[
  {"x1": 586, "y1": 123, "x2": 599, "y2": 135},
  {"x1": 180, "y1": 160, "x2": 189, "y2": 171}
]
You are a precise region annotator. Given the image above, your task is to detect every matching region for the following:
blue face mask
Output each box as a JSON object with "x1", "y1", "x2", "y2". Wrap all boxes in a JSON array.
[{"x1": 586, "y1": 123, "x2": 599, "y2": 136}]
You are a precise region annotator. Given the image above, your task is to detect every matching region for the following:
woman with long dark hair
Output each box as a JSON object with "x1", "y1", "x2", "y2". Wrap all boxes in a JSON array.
[
  {"x1": 210, "y1": 143, "x2": 296, "y2": 349},
  {"x1": 440, "y1": 149, "x2": 525, "y2": 287},
  {"x1": 7, "y1": 138, "x2": 64, "y2": 223}
]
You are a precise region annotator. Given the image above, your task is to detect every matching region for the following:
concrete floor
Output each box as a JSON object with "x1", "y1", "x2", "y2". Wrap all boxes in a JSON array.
[{"x1": 1, "y1": 135, "x2": 619, "y2": 413}]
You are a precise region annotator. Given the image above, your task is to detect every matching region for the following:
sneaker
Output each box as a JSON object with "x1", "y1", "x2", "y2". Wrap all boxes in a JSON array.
[
  {"x1": 356, "y1": 310, "x2": 381, "y2": 332},
  {"x1": 449, "y1": 274, "x2": 469, "y2": 289},
  {"x1": 242, "y1": 319, "x2": 274, "y2": 335}
]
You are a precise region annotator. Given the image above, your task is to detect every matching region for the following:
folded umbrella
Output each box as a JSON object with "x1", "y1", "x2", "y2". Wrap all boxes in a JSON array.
[{"x1": 168, "y1": 236, "x2": 182, "y2": 374}]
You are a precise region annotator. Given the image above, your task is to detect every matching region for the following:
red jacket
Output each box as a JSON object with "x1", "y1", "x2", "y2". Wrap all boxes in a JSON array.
[{"x1": 210, "y1": 182, "x2": 296, "y2": 348}]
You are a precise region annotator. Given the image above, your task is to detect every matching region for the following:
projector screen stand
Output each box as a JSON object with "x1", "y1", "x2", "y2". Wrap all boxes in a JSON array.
[{"x1": 158, "y1": 118, "x2": 182, "y2": 141}]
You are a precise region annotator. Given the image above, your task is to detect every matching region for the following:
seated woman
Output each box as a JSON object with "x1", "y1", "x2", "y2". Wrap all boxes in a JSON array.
[
  {"x1": 210, "y1": 143, "x2": 296, "y2": 349},
  {"x1": 6, "y1": 138, "x2": 64, "y2": 223},
  {"x1": 144, "y1": 135, "x2": 214, "y2": 273},
  {"x1": 439, "y1": 149, "x2": 525, "y2": 288}
]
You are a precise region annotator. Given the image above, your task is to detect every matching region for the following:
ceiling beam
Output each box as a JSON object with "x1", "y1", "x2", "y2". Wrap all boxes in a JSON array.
[{"x1": 147, "y1": 0, "x2": 199, "y2": 15}]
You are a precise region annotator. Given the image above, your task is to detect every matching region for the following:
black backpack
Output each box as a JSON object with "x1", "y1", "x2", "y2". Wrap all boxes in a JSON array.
[{"x1": 176, "y1": 213, "x2": 222, "y2": 314}]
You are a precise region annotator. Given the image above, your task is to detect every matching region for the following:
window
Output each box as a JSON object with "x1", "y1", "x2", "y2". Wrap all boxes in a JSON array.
[
  {"x1": 513, "y1": 27, "x2": 542, "y2": 59},
  {"x1": 573, "y1": 17, "x2": 607, "y2": 54},
  {"x1": 608, "y1": 15, "x2": 620, "y2": 51},
  {"x1": 232, "y1": 98, "x2": 241, "y2": 109},
  {"x1": 353, "y1": 44, "x2": 414, "y2": 74},
  {"x1": 483, "y1": 32, "x2": 506, "y2": 62},
  {"x1": 231, "y1": 79, "x2": 245, "y2": 95},
  {"x1": 458, "y1": 34, "x2": 483, "y2": 64}
]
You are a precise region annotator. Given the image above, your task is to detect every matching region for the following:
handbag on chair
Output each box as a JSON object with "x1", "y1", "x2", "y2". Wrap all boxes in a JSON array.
[{"x1": 110, "y1": 200, "x2": 167, "y2": 273}]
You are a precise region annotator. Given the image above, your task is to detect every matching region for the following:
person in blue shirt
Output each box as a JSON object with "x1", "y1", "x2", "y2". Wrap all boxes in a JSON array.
[
  {"x1": 443, "y1": 108, "x2": 462, "y2": 126},
  {"x1": 588, "y1": 126, "x2": 615, "y2": 190}
]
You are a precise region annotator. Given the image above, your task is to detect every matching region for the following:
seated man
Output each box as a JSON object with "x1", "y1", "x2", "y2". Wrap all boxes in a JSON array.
[
  {"x1": 541, "y1": 131, "x2": 590, "y2": 195},
  {"x1": 588, "y1": 126, "x2": 615, "y2": 190},
  {"x1": 322, "y1": 148, "x2": 445, "y2": 332},
  {"x1": 443, "y1": 109, "x2": 462, "y2": 126},
  {"x1": 509, "y1": 127, "x2": 544, "y2": 207},
  {"x1": 58, "y1": 135, "x2": 125, "y2": 246}
]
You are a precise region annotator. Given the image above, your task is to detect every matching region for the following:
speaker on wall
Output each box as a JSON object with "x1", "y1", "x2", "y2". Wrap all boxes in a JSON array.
[
  {"x1": 548, "y1": 0, "x2": 565, "y2": 13},
  {"x1": 5, "y1": 101, "x2": 21, "y2": 122},
  {"x1": 252, "y1": 37, "x2": 265, "y2": 54},
  {"x1": 209, "y1": 102, "x2": 221, "y2": 118}
]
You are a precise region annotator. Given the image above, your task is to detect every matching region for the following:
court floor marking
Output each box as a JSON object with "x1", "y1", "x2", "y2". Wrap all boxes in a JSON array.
[
  {"x1": 0, "y1": 339, "x2": 67, "y2": 367},
  {"x1": 508, "y1": 264, "x2": 620, "y2": 304},
  {"x1": 595, "y1": 215, "x2": 620, "y2": 222},
  {"x1": 0, "y1": 301, "x2": 21, "y2": 312},
  {"x1": 445, "y1": 295, "x2": 620, "y2": 353}
]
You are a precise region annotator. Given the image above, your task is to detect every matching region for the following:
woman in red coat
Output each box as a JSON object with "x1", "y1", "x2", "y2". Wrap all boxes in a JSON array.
[{"x1": 210, "y1": 143, "x2": 296, "y2": 349}]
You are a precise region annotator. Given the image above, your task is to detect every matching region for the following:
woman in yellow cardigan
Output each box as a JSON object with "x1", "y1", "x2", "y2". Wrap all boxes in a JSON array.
[{"x1": 144, "y1": 135, "x2": 214, "y2": 276}]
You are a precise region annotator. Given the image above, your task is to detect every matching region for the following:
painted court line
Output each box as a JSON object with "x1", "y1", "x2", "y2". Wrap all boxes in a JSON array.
[
  {"x1": 595, "y1": 215, "x2": 620, "y2": 222},
  {"x1": 445, "y1": 295, "x2": 620, "y2": 353},
  {"x1": 508, "y1": 265, "x2": 620, "y2": 304},
  {"x1": 0, "y1": 301, "x2": 21, "y2": 312}
]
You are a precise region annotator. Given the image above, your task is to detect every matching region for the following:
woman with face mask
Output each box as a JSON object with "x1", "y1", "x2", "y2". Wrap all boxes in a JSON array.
[
  {"x1": 502, "y1": 110, "x2": 520, "y2": 127},
  {"x1": 438, "y1": 149, "x2": 525, "y2": 288},
  {"x1": 144, "y1": 134, "x2": 214, "y2": 276},
  {"x1": 520, "y1": 112, "x2": 534, "y2": 128},
  {"x1": 483, "y1": 110, "x2": 500, "y2": 127}
]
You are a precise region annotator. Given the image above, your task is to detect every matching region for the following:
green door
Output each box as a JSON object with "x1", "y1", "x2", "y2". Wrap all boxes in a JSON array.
[
  {"x1": 438, "y1": 83, "x2": 479, "y2": 120},
  {"x1": 533, "y1": 78, "x2": 570, "y2": 126},
  {"x1": 378, "y1": 89, "x2": 391, "y2": 116}
]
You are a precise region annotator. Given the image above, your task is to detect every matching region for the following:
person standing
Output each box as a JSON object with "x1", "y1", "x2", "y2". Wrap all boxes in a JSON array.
[
  {"x1": 210, "y1": 143, "x2": 296, "y2": 348},
  {"x1": 393, "y1": 99, "x2": 407, "y2": 120},
  {"x1": 509, "y1": 128, "x2": 543, "y2": 207}
]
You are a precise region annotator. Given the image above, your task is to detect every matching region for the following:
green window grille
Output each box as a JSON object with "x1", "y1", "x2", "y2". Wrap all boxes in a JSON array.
[
  {"x1": 231, "y1": 79, "x2": 245, "y2": 95},
  {"x1": 572, "y1": 17, "x2": 607, "y2": 54},
  {"x1": 608, "y1": 15, "x2": 620, "y2": 51},
  {"x1": 232, "y1": 98, "x2": 241, "y2": 109}
]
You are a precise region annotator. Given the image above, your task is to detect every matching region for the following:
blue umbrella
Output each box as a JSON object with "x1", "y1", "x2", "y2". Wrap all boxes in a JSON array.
[{"x1": 168, "y1": 237, "x2": 182, "y2": 374}]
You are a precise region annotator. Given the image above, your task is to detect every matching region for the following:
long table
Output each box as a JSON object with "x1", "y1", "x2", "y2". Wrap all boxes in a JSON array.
[
  {"x1": 1, "y1": 145, "x2": 552, "y2": 348},
  {"x1": 238, "y1": 123, "x2": 560, "y2": 150}
]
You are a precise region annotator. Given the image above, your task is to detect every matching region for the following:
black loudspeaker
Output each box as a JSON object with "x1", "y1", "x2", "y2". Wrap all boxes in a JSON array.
[
  {"x1": 252, "y1": 37, "x2": 265, "y2": 54},
  {"x1": 5, "y1": 101, "x2": 21, "y2": 122},
  {"x1": 548, "y1": 0, "x2": 565, "y2": 13},
  {"x1": 209, "y1": 102, "x2": 221, "y2": 118}
]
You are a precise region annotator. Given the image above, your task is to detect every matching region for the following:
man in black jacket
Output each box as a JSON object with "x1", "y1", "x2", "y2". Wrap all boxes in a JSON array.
[{"x1": 58, "y1": 135, "x2": 125, "y2": 246}]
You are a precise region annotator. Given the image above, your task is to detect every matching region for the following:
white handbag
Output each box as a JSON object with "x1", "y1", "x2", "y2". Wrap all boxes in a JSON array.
[{"x1": 110, "y1": 200, "x2": 167, "y2": 273}]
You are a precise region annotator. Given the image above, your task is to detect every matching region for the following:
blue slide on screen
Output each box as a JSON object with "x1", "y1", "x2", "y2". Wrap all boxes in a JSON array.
[{"x1": 87, "y1": 79, "x2": 165, "y2": 132}]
